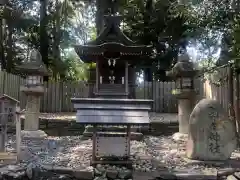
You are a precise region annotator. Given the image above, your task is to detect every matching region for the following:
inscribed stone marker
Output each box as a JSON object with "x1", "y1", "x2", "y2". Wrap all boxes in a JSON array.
[{"x1": 186, "y1": 98, "x2": 237, "y2": 161}]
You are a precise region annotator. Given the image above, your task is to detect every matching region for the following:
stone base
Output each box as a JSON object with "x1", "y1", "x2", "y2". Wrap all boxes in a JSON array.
[
  {"x1": 172, "y1": 132, "x2": 188, "y2": 142},
  {"x1": 21, "y1": 130, "x2": 48, "y2": 140}
]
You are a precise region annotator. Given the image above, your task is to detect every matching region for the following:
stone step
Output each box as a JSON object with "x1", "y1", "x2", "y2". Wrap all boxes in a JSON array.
[
  {"x1": 99, "y1": 84, "x2": 124, "y2": 88},
  {"x1": 94, "y1": 91, "x2": 127, "y2": 98}
]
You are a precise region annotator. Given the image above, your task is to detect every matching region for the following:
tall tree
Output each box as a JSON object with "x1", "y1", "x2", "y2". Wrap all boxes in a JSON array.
[{"x1": 40, "y1": 0, "x2": 49, "y2": 81}]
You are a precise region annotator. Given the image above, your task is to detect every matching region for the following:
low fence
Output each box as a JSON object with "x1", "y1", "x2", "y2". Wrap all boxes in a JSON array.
[{"x1": 0, "y1": 69, "x2": 231, "y2": 113}]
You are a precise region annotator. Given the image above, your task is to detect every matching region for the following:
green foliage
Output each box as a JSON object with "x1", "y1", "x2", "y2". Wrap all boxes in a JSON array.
[
  {"x1": 2, "y1": 0, "x2": 240, "y2": 82},
  {"x1": 119, "y1": 0, "x2": 208, "y2": 81},
  {"x1": 60, "y1": 50, "x2": 89, "y2": 81},
  {"x1": 4, "y1": 0, "x2": 93, "y2": 80},
  {"x1": 232, "y1": 15, "x2": 240, "y2": 69}
]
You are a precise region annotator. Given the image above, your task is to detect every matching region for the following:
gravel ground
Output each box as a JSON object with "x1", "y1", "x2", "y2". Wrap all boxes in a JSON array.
[{"x1": 5, "y1": 135, "x2": 240, "y2": 174}]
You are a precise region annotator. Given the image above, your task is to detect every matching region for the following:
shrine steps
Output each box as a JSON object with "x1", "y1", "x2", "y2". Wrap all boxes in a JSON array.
[
  {"x1": 93, "y1": 91, "x2": 128, "y2": 99},
  {"x1": 94, "y1": 84, "x2": 128, "y2": 98}
]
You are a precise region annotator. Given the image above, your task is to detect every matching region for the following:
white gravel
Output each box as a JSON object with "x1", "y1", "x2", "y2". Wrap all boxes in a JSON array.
[{"x1": 5, "y1": 135, "x2": 240, "y2": 173}]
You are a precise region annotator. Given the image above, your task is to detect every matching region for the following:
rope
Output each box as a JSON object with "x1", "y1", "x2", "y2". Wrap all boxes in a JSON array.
[{"x1": 196, "y1": 62, "x2": 233, "y2": 78}]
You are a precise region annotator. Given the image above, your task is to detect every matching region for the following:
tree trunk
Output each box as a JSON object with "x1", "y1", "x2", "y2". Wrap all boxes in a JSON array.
[
  {"x1": 95, "y1": 0, "x2": 102, "y2": 35},
  {"x1": 40, "y1": 0, "x2": 49, "y2": 81},
  {"x1": 52, "y1": 0, "x2": 61, "y2": 79},
  {"x1": 0, "y1": 18, "x2": 6, "y2": 70},
  {"x1": 6, "y1": 21, "x2": 13, "y2": 73}
]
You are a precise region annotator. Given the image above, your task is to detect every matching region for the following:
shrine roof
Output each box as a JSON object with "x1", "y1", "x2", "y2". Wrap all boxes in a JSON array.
[
  {"x1": 75, "y1": 15, "x2": 152, "y2": 62},
  {"x1": 0, "y1": 94, "x2": 19, "y2": 103}
]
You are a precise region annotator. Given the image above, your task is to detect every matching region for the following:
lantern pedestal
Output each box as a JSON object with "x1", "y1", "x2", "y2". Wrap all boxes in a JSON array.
[
  {"x1": 178, "y1": 98, "x2": 193, "y2": 134},
  {"x1": 20, "y1": 86, "x2": 47, "y2": 138},
  {"x1": 171, "y1": 89, "x2": 196, "y2": 142},
  {"x1": 174, "y1": 89, "x2": 196, "y2": 135}
]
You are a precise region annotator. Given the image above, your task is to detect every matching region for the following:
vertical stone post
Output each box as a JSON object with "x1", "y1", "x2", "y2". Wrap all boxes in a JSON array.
[
  {"x1": 24, "y1": 95, "x2": 40, "y2": 131},
  {"x1": 178, "y1": 98, "x2": 194, "y2": 134}
]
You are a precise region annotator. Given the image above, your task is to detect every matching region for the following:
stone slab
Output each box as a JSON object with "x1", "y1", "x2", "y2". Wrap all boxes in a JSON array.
[
  {"x1": 133, "y1": 171, "x2": 175, "y2": 180},
  {"x1": 183, "y1": 158, "x2": 240, "y2": 168},
  {"x1": 21, "y1": 130, "x2": 47, "y2": 139},
  {"x1": 217, "y1": 168, "x2": 240, "y2": 177},
  {"x1": 234, "y1": 172, "x2": 240, "y2": 179},
  {"x1": 227, "y1": 175, "x2": 238, "y2": 180},
  {"x1": 175, "y1": 173, "x2": 217, "y2": 180},
  {"x1": 106, "y1": 169, "x2": 118, "y2": 179},
  {"x1": 41, "y1": 165, "x2": 94, "y2": 180}
]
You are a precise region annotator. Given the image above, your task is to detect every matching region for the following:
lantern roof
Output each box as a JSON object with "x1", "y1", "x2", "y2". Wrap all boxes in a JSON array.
[
  {"x1": 166, "y1": 52, "x2": 197, "y2": 78},
  {"x1": 75, "y1": 15, "x2": 152, "y2": 62},
  {"x1": 16, "y1": 49, "x2": 49, "y2": 76}
]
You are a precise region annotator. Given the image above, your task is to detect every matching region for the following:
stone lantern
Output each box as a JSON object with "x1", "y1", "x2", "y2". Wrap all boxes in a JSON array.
[
  {"x1": 166, "y1": 52, "x2": 197, "y2": 138},
  {"x1": 16, "y1": 49, "x2": 49, "y2": 139}
]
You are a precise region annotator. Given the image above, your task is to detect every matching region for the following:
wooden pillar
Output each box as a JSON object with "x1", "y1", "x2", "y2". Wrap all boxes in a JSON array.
[
  {"x1": 96, "y1": 60, "x2": 99, "y2": 92},
  {"x1": 15, "y1": 108, "x2": 21, "y2": 161},
  {"x1": 126, "y1": 125, "x2": 130, "y2": 157},
  {"x1": 125, "y1": 61, "x2": 128, "y2": 94},
  {"x1": 0, "y1": 101, "x2": 5, "y2": 152},
  {"x1": 92, "y1": 125, "x2": 97, "y2": 165}
]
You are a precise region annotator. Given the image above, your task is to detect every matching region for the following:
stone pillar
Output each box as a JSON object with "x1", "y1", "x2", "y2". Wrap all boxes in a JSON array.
[
  {"x1": 20, "y1": 87, "x2": 47, "y2": 139},
  {"x1": 178, "y1": 98, "x2": 193, "y2": 134},
  {"x1": 24, "y1": 96, "x2": 40, "y2": 131}
]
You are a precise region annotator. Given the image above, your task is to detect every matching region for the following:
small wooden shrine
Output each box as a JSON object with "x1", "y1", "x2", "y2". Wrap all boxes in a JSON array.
[
  {"x1": 72, "y1": 0, "x2": 153, "y2": 166},
  {"x1": 75, "y1": 1, "x2": 152, "y2": 98},
  {"x1": 0, "y1": 94, "x2": 21, "y2": 162}
]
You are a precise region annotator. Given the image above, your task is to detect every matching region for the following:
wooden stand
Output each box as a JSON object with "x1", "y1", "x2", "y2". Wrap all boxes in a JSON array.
[
  {"x1": 91, "y1": 124, "x2": 132, "y2": 168},
  {"x1": 0, "y1": 108, "x2": 22, "y2": 163},
  {"x1": 0, "y1": 95, "x2": 22, "y2": 163}
]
